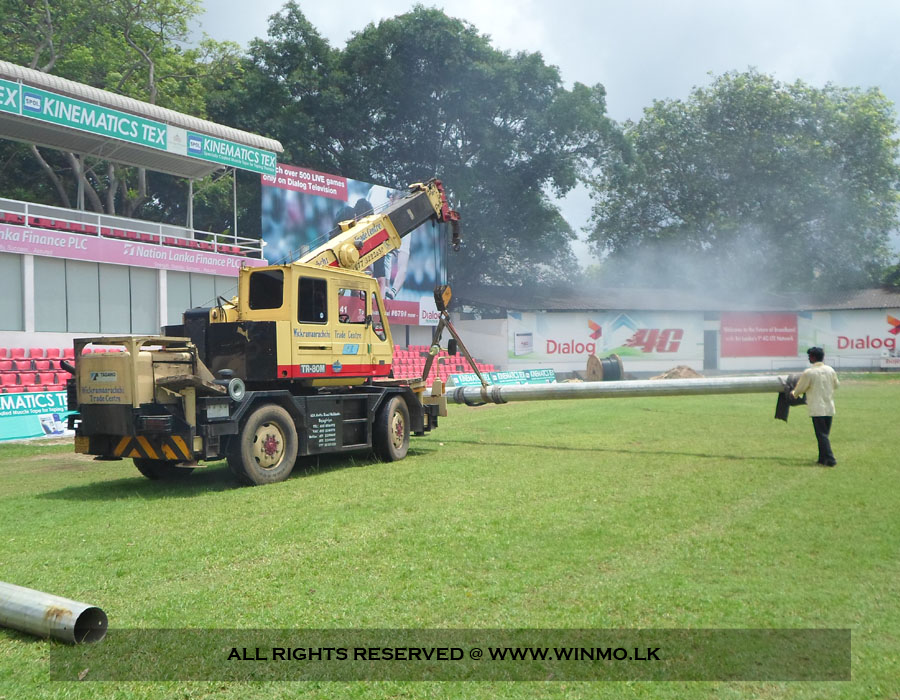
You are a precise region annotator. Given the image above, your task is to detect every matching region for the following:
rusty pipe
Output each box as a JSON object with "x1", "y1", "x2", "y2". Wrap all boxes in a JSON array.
[
  {"x1": 0, "y1": 580, "x2": 107, "y2": 643},
  {"x1": 446, "y1": 375, "x2": 789, "y2": 405}
]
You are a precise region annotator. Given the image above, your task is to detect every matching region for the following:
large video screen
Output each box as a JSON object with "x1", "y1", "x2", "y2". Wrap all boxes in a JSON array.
[{"x1": 261, "y1": 164, "x2": 446, "y2": 326}]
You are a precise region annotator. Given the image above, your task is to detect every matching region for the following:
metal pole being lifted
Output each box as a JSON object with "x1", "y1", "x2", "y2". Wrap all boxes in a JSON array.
[
  {"x1": 0, "y1": 580, "x2": 107, "y2": 644},
  {"x1": 445, "y1": 375, "x2": 790, "y2": 406}
]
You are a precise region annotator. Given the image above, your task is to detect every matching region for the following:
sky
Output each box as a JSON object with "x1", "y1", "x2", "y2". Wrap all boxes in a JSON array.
[{"x1": 195, "y1": 0, "x2": 900, "y2": 252}]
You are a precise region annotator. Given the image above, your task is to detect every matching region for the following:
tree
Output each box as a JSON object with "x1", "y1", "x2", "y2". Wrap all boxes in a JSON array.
[
  {"x1": 213, "y1": 4, "x2": 620, "y2": 289},
  {"x1": 337, "y1": 6, "x2": 619, "y2": 290},
  {"x1": 589, "y1": 70, "x2": 900, "y2": 292}
]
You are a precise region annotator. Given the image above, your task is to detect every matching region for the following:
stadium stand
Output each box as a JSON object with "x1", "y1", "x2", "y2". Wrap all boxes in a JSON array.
[{"x1": 1, "y1": 197, "x2": 263, "y2": 257}]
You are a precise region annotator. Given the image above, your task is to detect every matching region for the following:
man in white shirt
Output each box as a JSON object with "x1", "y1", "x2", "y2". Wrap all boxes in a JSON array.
[{"x1": 791, "y1": 347, "x2": 839, "y2": 467}]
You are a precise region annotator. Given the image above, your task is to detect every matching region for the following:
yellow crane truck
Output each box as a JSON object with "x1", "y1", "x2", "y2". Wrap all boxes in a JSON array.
[{"x1": 68, "y1": 180, "x2": 462, "y2": 485}]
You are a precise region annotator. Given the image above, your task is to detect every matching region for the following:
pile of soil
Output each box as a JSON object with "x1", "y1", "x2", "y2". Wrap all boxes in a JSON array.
[{"x1": 651, "y1": 366, "x2": 704, "y2": 380}]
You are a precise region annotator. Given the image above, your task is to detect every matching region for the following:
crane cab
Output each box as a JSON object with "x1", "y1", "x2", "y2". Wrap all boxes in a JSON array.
[{"x1": 174, "y1": 263, "x2": 394, "y2": 388}]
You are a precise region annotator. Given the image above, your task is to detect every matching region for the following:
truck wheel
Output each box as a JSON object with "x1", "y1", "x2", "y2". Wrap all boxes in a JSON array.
[
  {"x1": 373, "y1": 395, "x2": 410, "y2": 462},
  {"x1": 227, "y1": 404, "x2": 298, "y2": 485},
  {"x1": 133, "y1": 458, "x2": 194, "y2": 480}
]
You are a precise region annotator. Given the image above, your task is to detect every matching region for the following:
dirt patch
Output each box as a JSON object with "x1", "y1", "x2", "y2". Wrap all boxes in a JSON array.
[
  {"x1": 652, "y1": 366, "x2": 704, "y2": 380},
  {"x1": 35, "y1": 456, "x2": 95, "y2": 472}
]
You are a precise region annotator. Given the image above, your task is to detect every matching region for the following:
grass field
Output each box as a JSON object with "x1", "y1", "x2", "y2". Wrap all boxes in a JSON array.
[{"x1": 1, "y1": 375, "x2": 898, "y2": 698}]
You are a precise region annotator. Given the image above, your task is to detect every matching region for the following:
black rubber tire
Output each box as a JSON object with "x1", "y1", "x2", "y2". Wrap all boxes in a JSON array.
[
  {"x1": 227, "y1": 404, "x2": 298, "y2": 485},
  {"x1": 133, "y1": 458, "x2": 194, "y2": 480},
  {"x1": 373, "y1": 395, "x2": 410, "y2": 462}
]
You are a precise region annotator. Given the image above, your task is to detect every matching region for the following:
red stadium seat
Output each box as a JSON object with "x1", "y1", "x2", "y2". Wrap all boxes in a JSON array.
[
  {"x1": 45, "y1": 348, "x2": 62, "y2": 359},
  {"x1": 17, "y1": 373, "x2": 36, "y2": 387},
  {"x1": 37, "y1": 372, "x2": 56, "y2": 386},
  {"x1": 0, "y1": 360, "x2": 11, "y2": 371},
  {"x1": 33, "y1": 360, "x2": 50, "y2": 371},
  {"x1": 14, "y1": 360, "x2": 32, "y2": 371},
  {"x1": 9, "y1": 348, "x2": 25, "y2": 359},
  {"x1": 0, "y1": 374, "x2": 17, "y2": 387},
  {"x1": 27, "y1": 347, "x2": 44, "y2": 359},
  {"x1": 63, "y1": 348, "x2": 75, "y2": 360}
]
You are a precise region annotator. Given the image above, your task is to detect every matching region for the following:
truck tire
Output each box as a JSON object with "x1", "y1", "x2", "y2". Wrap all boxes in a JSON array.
[
  {"x1": 373, "y1": 395, "x2": 410, "y2": 462},
  {"x1": 227, "y1": 404, "x2": 298, "y2": 485},
  {"x1": 133, "y1": 458, "x2": 194, "y2": 480}
]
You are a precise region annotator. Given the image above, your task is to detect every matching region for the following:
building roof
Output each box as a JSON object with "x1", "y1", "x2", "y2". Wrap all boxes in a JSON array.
[
  {"x1": 792, "y1": 286, "x2": 900, "y2": 311},
  {"x1": 456, "y1": 285, "x2": 900, "y2": 313},
  {"x1": 0, "y1": 60, "x2": 283, "y2": 179}
]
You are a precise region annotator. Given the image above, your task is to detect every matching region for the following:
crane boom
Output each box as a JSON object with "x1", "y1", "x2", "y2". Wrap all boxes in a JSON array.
[{"x1": 299, "y1": 179, "x2": 461, "y2": 271}]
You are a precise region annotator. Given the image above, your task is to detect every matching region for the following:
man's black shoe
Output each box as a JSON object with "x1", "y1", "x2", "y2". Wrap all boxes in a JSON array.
[{"x1": 823, "y1": 461, "x2": 837, "y2": 467}]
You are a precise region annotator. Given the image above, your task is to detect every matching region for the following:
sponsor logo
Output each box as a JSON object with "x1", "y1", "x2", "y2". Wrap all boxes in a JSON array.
[
  {"x1": 836, "y1": 316, "x2": 899, "y2": 351},
  {"x1": 188, "y1": 135, "x2": 203, "y2": 154},
  {"x1": 888, "y1": 314, "x2": 900, "y2": 336},
  {"x1": 332, "y1": 361, "x2": 342, "y2": 373},
  {"x1": 625, "y1": 329, "x2": 683, "y2": 353},
  {"x1": 837, "y1": 335, "x2": 895, "y2": 351},
  {"x1": 588, "y1": 320, "x2": 602, "y2": 340},
  {"x1": 89, "y1": 371, "x2": 118, "y2": 382},
  {"x1": 546, "y1": 340, "x2": 597, "y2": 355},
  {"x1": 23, "y1": 92, "x2": 41, "y2": 112}
]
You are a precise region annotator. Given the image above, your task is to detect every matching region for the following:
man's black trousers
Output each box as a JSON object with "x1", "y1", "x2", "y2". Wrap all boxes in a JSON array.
[{"x1": 812, "y1": 416, "x2": 836, "y2": 465}]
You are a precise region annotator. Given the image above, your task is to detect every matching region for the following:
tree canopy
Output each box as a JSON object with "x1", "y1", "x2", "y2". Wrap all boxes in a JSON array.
[
  {"x1": 209, "y1": 3, "x2": 619, "y2": 289},
  {"x1": 588, "y1": 70, "x2": 900, "y2": 292}
]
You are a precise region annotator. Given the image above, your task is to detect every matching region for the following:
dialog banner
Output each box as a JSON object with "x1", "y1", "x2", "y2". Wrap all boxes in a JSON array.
[
  {"x1": 261, "y1": 164, "x2": 447, "y2": 326},
  {"x1": 450, "y1": 369, "x2": 557, "y2": 386},
  {"x1": 507, "y1": 311, "x2": 704, "y2": 363},
  {"x1": 48, "y1": 628, "x2": 851, "y2": 682},
  {"x1": 0, "y1": 390, "x2": 71, "y2": 441}
]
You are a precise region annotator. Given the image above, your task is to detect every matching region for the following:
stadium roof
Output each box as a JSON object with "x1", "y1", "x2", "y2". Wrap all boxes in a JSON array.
[{"x1": 0, "y1": 60, "x2": 282, "y2": 179}]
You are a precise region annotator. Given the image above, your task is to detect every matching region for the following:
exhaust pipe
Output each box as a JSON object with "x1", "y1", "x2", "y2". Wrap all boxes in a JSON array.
[
  {"x1": 446, "y1": 375, "x2": 790, "y2": 406},
  {"x1": 0, "y1": 581, "x2": 107, "y2": 644}
]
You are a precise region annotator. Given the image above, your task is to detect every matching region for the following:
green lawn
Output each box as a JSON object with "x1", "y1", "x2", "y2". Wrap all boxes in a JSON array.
[{"x1": 1, "y1": 376, "x2": 898, "y2": 698}]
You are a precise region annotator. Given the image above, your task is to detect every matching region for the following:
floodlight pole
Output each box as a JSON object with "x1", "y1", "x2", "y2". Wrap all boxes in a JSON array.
[
  {"x1": 187, "y1": 179, "x2": 194, "y2": 230},
  {"x1": 232, "y1": 167, "x2": 238, "y2": 240}
]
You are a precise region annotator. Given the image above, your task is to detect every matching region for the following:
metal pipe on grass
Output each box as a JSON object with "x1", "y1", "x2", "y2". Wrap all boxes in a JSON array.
[
  {"x1": 0, "y1": 580, "x2": 107, "y2": 643},
  {"x1": 446, "y1": 375, "x2": 789, "y2": 405}
]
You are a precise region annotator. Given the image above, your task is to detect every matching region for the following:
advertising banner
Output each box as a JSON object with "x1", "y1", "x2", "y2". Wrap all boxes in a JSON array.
[
  {"x1": 507, "y1": 311, "x2": 704, "y2": 363},
  {"x1": 0, "y1": 78, "x2": 276, "y2": 174},
  {"x1": 450, "y1": 368, "x2": 557, "y2": 386},
  {"x1": 720, "y1": 312, "x2": 798, "y2": 358},
  {"x1": 0, "y1": 390, "x2": 72, "y2": 441},
  {"x1": 0, "y1": 222, "x2": 264, "y2": 276},
  {"x1": 798, "y1": 309, "x2": 900, "y2": 358},
  {"x1": 261, "y1": 163, "x2": 446, "y2": 326}
]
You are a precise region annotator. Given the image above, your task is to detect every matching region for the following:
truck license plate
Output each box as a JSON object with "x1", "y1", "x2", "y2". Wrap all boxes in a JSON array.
[{"x1": 206, "y1": 404, "x2": 230, "y2": 419}]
